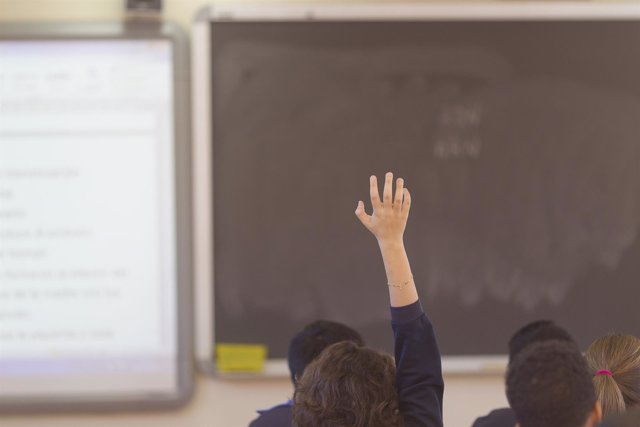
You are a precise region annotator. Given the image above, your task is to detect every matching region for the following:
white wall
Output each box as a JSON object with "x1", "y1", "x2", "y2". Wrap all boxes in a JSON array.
[
  {"x1": 0, "y1": 0, "x2": 510, "y2": 425},
  {"x1": 1, "y1": 375, "x2": 508, "y2": 427}
]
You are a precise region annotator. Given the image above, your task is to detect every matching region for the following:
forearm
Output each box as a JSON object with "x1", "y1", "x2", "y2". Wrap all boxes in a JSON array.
[{"x1": 378, "y1": 239, "x2": 419, "y2": 308}]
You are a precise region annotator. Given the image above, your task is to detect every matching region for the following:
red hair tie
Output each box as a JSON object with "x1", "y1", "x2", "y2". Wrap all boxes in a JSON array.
[{"x1": 596, "y1": 369, "x2": 613, "y2": 376}]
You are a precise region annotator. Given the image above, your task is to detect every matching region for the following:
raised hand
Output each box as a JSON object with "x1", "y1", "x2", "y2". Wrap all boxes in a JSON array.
[
  {"x1": 355, "y1": 172, "x2": 411, "y2": 246},
  {"x1": 355, "y1": 171, "x2": 417, "y2": 307}
]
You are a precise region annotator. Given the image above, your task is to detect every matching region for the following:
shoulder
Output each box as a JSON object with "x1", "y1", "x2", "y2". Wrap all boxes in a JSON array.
[
  {"x1": 248, "y1": 402, "x2": 293, "y2": 427},
  {"x1": 471, "y1": 407, "x2": 516, "y2": 427}
]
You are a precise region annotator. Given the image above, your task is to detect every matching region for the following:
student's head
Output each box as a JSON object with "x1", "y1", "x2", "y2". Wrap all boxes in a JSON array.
[
  {"x1": 508, "y1": 320, "x2": 575, "y2": 363},
  {"x1": 288, "y1": 320, "x2": 364, "y2": 385},
  {"x1": 292, "y1": 341, "x2": 400, "y2": 427},
  {"x1": 584, "y1": 334, "x2": 640, "y2": 416},
  {"x1": 506, "y1": 340, "x2": 602, "y2": 427}
]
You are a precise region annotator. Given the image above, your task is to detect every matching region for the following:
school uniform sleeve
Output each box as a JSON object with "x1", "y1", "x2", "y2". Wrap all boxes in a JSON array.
[
  {"x1": 248, "y1": 401, "x2": 293, "y2": 427},
  {"x1": 391, "y1": 299, "x2": 444, "y2": 427},
  {"x1": 471, "y1": 407, "x2": 517, "y2": 427}
]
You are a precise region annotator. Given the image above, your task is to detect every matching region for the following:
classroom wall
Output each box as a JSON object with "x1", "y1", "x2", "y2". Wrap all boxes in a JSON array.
[{"x1": 9, "y1": 0, "x2": 620, "y2": 424}]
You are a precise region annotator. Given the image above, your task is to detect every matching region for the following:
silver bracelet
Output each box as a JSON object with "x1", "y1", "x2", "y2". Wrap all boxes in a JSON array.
[{"x1": 387, "y1": 275, "x2": 414, "y2": 289}]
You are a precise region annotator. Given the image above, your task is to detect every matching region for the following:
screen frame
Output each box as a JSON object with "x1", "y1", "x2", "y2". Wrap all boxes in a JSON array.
[
  {"x1": 0, "y1": 22, "x2": 193, "y2": 412},
  {"x1": 192, "y1": 2, "x2": 640, "y2": 377}
]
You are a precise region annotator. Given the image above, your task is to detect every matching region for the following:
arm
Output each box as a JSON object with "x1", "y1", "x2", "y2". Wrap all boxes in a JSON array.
[
  {"x1": 355, "y1": 172, "x2": 444, "y2": 427},
  {"x1": 355, "y1": 173, "x2": 416, "y2": 307}
]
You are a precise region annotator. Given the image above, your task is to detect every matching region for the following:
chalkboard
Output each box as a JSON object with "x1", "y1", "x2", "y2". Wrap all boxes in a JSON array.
[{"x1": 196, "y1": 14, "x2": 640, "y2": 363}]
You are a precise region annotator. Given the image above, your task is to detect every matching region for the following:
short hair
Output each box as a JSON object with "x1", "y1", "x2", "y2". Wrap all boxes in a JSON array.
[
  {"x1": 292, "y1": 341, "x2": 401, "y2": 427},
  {"x1": 508, "y1": 320, "x2": 575, "y2": 363},
  {"x1": 585, "y1": 334, "x2": 640, "y2": 416},
  {"x1": 288, "y1": 320, "x2": 364, "y2": 384},
  {"x1": 506, "y1": 340, "x2": 596, "y2": 427}
]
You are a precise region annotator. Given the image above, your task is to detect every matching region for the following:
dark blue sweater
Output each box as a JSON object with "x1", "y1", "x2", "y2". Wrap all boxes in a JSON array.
[
  {"x1": 249, "y1": 401, "x2": 292, "y2": 427},
  {"x1": 471, "y1": 407, "x2": 516, "y2": 427},
  {"x1": 392, "y1": 300, "x2": 444, "y2": 427},
  {"x1": 249, "y1": 300, "x2": 444, "y2": 427}
]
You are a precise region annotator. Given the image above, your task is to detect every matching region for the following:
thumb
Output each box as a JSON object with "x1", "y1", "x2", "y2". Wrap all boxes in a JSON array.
[{"x1": 355, "y1": 201, "x2": 373, "y2": 230}]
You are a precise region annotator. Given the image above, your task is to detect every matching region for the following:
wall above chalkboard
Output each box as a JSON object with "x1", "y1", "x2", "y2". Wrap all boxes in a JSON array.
[{"x1": 192, "y1": 3, "x2": 640, "y2": 374}]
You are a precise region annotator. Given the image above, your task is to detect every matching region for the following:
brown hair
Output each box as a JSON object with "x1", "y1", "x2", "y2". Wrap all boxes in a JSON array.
[
  {"x1": 292, "y1": 341, "x2": 402, "y2": 427},
  {"x1": 585, "y1": 334, "x2": 640, "y2": 416}
]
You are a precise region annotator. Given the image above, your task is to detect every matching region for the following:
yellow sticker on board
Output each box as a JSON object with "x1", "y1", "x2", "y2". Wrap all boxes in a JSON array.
[{"x1": 216, "y1": 343, "x2": 267, "y2": 373}]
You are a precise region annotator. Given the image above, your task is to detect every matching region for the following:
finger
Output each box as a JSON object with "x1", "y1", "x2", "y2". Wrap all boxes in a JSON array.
[
  {"x1": 394, "y1": 177, "x2": 404, "y2": 210},
  {"x1": 355, "y1": 200, "x2": 373, "y2": 230},
  {"x1": 383, "y1": 172, "x2": 393, "y2": 205},
  {"x1": 369, "y1": 175, "x2": 382, "y2": 211},
  {"x1": 402, "y1": 188, "x2": 411, "y2": 215}
]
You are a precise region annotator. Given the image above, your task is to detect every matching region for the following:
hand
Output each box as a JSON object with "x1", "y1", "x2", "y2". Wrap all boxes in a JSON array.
[{"x1": 355, "y1": 172, "x2": 411, "y2": 246}]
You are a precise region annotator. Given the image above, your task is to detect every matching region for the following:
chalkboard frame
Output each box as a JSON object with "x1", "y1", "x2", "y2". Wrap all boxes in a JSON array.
[{"x1": 192, "y1": 1, "x2": 640, "y2": 376}]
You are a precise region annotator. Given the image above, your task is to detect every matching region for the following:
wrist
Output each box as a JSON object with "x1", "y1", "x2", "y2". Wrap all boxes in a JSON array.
[{"x1": 377, "y1": 238, "x2": 405, "y2": 252}]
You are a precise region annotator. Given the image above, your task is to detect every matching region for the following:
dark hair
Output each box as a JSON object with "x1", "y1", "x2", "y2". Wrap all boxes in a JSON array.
[
  {"x1": 506, "y1": 340, "x2": 596, "y2": 427},
  {"x1": 508, "y1": 320, "x2": 575, "y2": 363},
  {"x1": 292, "y1": 341, "x2": 401, "y2": 427},
  {"x1": 288, "y1": 320, "x2": 364, "y2": 384},
  {"x1": 585, "y1": 334, "x2": 640, "y2": 416}
]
